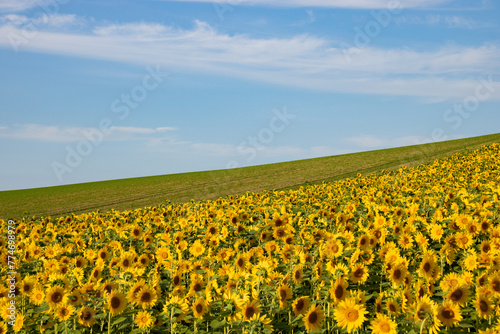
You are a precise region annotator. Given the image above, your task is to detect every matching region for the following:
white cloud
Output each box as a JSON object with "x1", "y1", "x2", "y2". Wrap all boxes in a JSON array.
[
  {"x1": 395, "y1": 14, "x2": 495, "y2": 29},
  {"x1": 0, "y1": 20, "x2": 498, "y2": 100},
  {"x1": 0, "y1": 0, "x2": 40, "y2": 12},
  {"x1": 0, "y1": 124, "x2": 177, "y2": 142},
  {"x1": 164, "y1": 0, "x2": 451, "y2": 9},
  {"x1": 1, "y1": 13, "x2": 85, "y2": 28}
]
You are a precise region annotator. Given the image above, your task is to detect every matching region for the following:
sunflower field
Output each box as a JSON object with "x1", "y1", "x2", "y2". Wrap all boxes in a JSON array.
[{"x1": 2, "y1": 143, "x2": 500, "y2": 334}]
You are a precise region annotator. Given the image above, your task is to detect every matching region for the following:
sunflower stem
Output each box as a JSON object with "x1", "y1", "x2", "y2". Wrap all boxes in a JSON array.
[
  {"x1": 419, "y1": 316, "x2": 428, "y2": 334},
  {"x1": 108, "y1": 312, "x2": 112, "y2": 334}
]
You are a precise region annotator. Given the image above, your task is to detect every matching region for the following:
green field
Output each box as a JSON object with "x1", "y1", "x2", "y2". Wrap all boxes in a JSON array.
[{"x1": 2, "y1": 132, "x2": 500, "y2": 220}]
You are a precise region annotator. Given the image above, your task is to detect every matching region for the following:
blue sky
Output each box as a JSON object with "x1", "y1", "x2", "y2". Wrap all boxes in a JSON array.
[{"x1": 0, "y1": 0, "x2": 499, "y2": 191}]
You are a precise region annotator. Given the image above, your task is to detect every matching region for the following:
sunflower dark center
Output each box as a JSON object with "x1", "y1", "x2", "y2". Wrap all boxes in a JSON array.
[
  {"x1": 296, "y1": 299, "x2": 304, "y2": 311},
  {"x1": 141, "y1": 292, "x2": 152, "y2": 302},
  {"x1": 245, "y1": 306, "x2": 255, "y2": 319},
  {"x1": 308, "y1": 311, "x2": 318, "y2": 323},
  {"x1": 389, "y1": 304, "x2": 396, "y2": 312},
  {"x1": 493, "y1": 281, "x2": 500, "y2": 292},
  {"x1": 111, "y1": 296, "x2": 121, "y2": 309},
  {"x1": 442, "y1": 308, "x2": 454, "y2": 319},
  {"x1": 196, "y1": 304, "x2": 203, "y2": 313},
  {"x1": 354, "y1": 268, "x2": 364, "y2": 278},
  {"x1": 480, "y1": 300, "x2": 489, "y2": 312},
  {"x1": 51, "y1": 292, "x2": 62, "y2": 303},
  {"x1": 335, "y1": 285, "x2": 344, "y2": 299},
  {"x1": 393, "y1": 269, "x2": 402, "y2": 280},
  {"x1": 423, "y1": 262, "x2": 431, "y2": 272},
  {"x1": 81, "y1": 311, "x2": 92, "y2": 321},
  {"x1": 173, "y1": 276, "x2": 180, "y2": 285},
  {"x1": 194, "y1": 283, "x2": 202, "y2": 292},
  {"x1": 279, "y1": 289, "x2": 287, "y2": 302},
  {"x1": 450, "y1": 289, "x2": 463, "y2": 302}
]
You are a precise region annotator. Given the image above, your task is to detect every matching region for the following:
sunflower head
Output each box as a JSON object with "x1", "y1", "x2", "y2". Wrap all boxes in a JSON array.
[{"x1": 303, "y1": 304, "x2": 325, "y2": 332}]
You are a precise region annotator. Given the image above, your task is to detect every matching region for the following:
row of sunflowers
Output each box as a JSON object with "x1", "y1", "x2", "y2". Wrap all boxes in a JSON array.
[{"x1": 1, "y1": 143, "x2": 500, "y2": 333}]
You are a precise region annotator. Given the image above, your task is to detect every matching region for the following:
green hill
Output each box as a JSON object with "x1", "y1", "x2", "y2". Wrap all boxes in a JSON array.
[{"x1": 2, "y1": 132, "x2": 500, "y2": 220}]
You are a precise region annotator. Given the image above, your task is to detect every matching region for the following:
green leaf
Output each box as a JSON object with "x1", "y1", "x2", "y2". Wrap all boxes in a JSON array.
[{"x1": 112, "y1": 317, "x2": 127, "y2": 326}]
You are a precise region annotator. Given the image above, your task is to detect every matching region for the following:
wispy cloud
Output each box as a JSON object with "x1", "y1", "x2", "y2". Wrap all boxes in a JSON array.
[
  {"x1": 0, "y1": 124, "x2": 177, "y2": 142},
  {"x1": 0, "y1": 20, "x2": 498, "y2": 100},
  {"x1": 161, "y1": 0, "x2": 452, "y2": 9},
  {"x1": 395, "y1": 14, "x2": 495, "y2": 29},
  {"x1": 0, "y1": 0, "x2": 41, "y2": 12},
  {"x1": 1, "y1": 13, "x2": 86, "y2": 28}
]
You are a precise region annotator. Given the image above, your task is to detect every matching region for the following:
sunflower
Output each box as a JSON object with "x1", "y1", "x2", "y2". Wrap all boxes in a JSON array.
[
  {"x1": 55, "y1": 304, "x2": 75, "y2": 322},
  {"x1": 474, "y1": 294, "x2": 493, "y2": 319},
  {"x1": 134, "y1": 310, "x2": 154, "y2": 329},
  {"x1": 163, "y1": 295, "x2": 190, "y2": 321},
  {"x1": 12, "y1": 313, "x2": 24, "y2": 333},
  {"x1": 241, "y1": 300, "x2": 260, "y2": 321},
  {"x1": 440, "y1": 272, "x2": 463, "y2": 292},
  {"x1": 334, "y1": 298, "x2": 366, "y2": 333},
  {"x1": 89, "y1": 267, "x2": 102, "y2": 281},
  {"x1": 414, "y1": 295, "x2": 434, "y2": 322},
  {"x1": 399, "y1": 233, "x2": 414, "y2": 250},
  {"x1": 322, "y1": 239, "x2": 343, "y2": 258},
  {"x1": 189, "y1": 239, "x2": 205, "y2": 257},
  {"x1": 30, "y1": 288, "x2": 45, "y2": 306},
  {"x1": 446, "y1": 285, "x2": 470, "y2": 306},
  {"x1": 386, "y1": 298, "x2": 400, "y2": 316},
  {"x1": 235, "y1": 254, "x2": 247, "y2": 272},
  {"x1": 419, "y1": 253, "x2": 440, "y2": 282},
  {"x1": 19, "y1": 277, "x2": 36, "y2": 296},
  {"x1": 0, "y1": 322, "x2": 7, "y2": 334},
  {"x1": 463, "y1": 252, "x2": 478, "y2": 271},
  {"x1": 436, "y1": 301, "x2": 462, "y2": 327},
  {"x1": 108, "y1": 290, "x2": 127, "y2": 315},
  {"x1": 97, "y1": 248, "x2": 111, "y2": 262},
  {"x1": 189, "y1": 277, "x2": 205, "y2": 295},
  {"x1": 137, "y1": 254, "x2": 150, "y2": 268},
  {"x1": 155, "y1": 247, "x2": 171, "y2": 264},
  {"x1": 292, "y1": 296, "x2": 310, "y2": 316},
  {"x1": 127, "y1": 279, "x2": 146, "y2": 303},
  {"x1": 303, "y1": 304, "x2": 324, "y2": 332},
  {"x1": 273, "y1": 226, "x2": 287, "y2": 239},
  {"x1": 370, "y1": 313, "x2": 397, "y2": 334},
  {"x1": 135, "y1": 286, "x2": 158, "y2": 309},
  {"x1": 330, "y1": 276, "x2": 348, "y2": 302},
  {"x1": 292, "y1": 265, "x2": 304, "y2": 284},
  {"x1": 277, "y1": 284, "x2": 292, "y2": 308},
  {"x1": 131, "y1": 225, "x2": 143, "y2": 238},
  {"x1": 120, "y1": 254, "x2": 135, "y2": 271},
  {"x1": 490, "y1": 272, "x2": 500, "y2": 296},
  {"x1": 388, "y1": 264, "x2": 407, "y2": 286},
  {"x1": 192, "y1": 298, "x2": 208, "y2": 319},
  {"x1": 350, "y1": 263, "x2": 369, "y2": 284},
  {"x1": 67, "y1": 289, "x2": 83, "y2": 306},
  {"x1": 46, "y1": 285, "x2": 67, "y2": 309}
]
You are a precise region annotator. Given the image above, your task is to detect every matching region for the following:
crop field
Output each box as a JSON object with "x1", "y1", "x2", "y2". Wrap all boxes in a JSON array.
[
  {"x1": 2, "y1": 142, "x2": 500, "y2": 333},
  {"x1": 2, "y1": 132, "x2": 500, "y2": 221}
]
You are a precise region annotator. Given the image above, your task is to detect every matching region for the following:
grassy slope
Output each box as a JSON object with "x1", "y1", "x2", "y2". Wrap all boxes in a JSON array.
[{"x1": 2, "y1": 133, "x2": 500, "y2": 220}]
